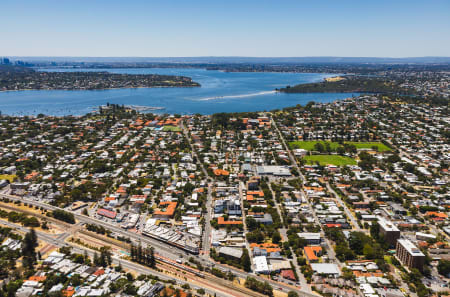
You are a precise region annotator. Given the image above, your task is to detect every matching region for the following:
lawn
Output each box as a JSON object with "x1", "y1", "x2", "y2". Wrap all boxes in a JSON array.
[
  {"x1": 346, "y1": 141, "x2": 391, "y2": 152},
  {"x1": 162, "y1": 125, "x2": 181, "y2": 132},
  {"x1": 303, "y1": 155, "x2": 357, "y2": 166},
  {"x1": 0, "y1": 174, "x2": 17, "y2": 182},
  {"x1": 289, "y1": 141, "x2": 340, "y2": 151},
  {"x1": 289, "y1": 140, "x2": 391, "y2": 152}
]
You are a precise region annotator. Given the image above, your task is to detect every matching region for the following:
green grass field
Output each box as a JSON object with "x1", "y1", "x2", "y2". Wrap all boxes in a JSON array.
[
  {"x1": 289, "y1": 140, "x2": 391, "y2": 152},
  {"x1": 162, "y1": 125, "x2": 182, "y2": 132},
  {"x1": 346, "y1": 142, "x2": 391, "y2": 151},
  {"x1": 304, "y1": 155, "x2": 357, "y2": 166},
  {"x1": 289, "y1": 141, "x2": 340, "y2": 151}
]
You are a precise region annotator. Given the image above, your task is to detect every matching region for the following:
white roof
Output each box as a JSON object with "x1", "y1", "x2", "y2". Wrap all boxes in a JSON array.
[
  {"x1": 310, "y1": 263, "x2": 341, "y2": 275},
  {"x1": 297, "y1": 232, "x2": 321, "y2": 240},
  {"x1": 47, "y1": 251, "x2": 65, "y2": 258},
  {"x1": 415, "y1": 232, "x2": 436, "y2": 239},
  {"x1": 256, "y1": 166, "x2": 291, "y2": 176},
  {"x1": 218, "y1": 247, "x2": 243, "y2": 259},
  {"x1": 397, "y1": 239, "x2": 425, "y2": 256},
  {"x1": 253, "y1": 256, "x2": 269, "y2": 273},
  {"x1": 377, "y1": 216, "x2": 399, "y2": 232}
]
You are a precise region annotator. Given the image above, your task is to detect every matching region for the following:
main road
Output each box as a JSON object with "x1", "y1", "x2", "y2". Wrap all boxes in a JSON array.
[
  {"x1": 271, "y1": 117, "x2": 342, "y2": 267},
  {"x1": 0, "y1": 193, "x2": 318, "y2": 297},
  {"x1": 0, "y1": 218, "x2": 265, "y2": 297},
  {"x1": 0, "y1": 119, "x2": 323, "y2": 297},
  {"x1": 181, "y1": 120, "x2": 214, "y2": 257}
]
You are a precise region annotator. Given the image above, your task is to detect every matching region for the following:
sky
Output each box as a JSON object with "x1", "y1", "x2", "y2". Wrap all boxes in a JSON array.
[{"x1": 1, "y1": 0, "x2": 449, "y2": 57}]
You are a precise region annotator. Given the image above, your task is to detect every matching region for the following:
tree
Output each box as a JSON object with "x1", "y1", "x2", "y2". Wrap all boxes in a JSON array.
[
  {"x1": 148, "y1": 247, "x2": 155, "y2": 267},
  {"x1": 245, "y1": 277, "x2": 273, "y2": 297},
  {"x1": 288, "y1": 291, "x2": 299, "y2": 297},
  {"x1": 124, "y1": 284, "x2": 137, "y2": 295},
  {"x1": 246, "y1": 230, "x2": 264, "y2": 243},
  {"x1": 84, "y1": 251, "x2": 90, "y2": 264},
  {"x1": 370, "y1": 222, "x2": 380, "y2": 240},
  {"x1": 197, "y1": 288, "x2": 205, "y2": 295},
  {"x1": 438, "y1": 259, "x2": 450, "y2": 277},
  {"x1": 93, "y1": 252, "x2": 100, "y2": 266},
  {"x1": 314, "y1": 142, "x2": 325, "y2": 153},
  {"x1": 99, "y1": 246, "x2": 111, "y2": 267},
  {"x1": 349, "y1": 232, "x2": 371, "y2": 255},
  {"x1": 272, "y1": 231, "x2": 281, "y2": 244},
  {"x1": 246, "y1": 216, "x2": 258, "y2": 231},
  {"x1": 241, "y1": 248, "x2": 251, "y2": 272},
  {"x1": 69, "y1": 274, "x2": 82, "y2": 287},
  {"x1": 22, "y1": 229, "x2": 38, "y2": 269},
  {"x1": 363, "y1": 244, "x2": 375, "y2": 259},
  {"x1": 50, "y1": 210, "x2": 75, "y2": 224}
]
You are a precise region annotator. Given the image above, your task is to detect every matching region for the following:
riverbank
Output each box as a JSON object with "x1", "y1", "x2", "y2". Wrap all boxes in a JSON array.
[
  {"x1": 0, "y1": 68, "x2": 358, "y2": 116},
  {"x1": 0, "y1": 68, "x2": 200, "y2": 92}
]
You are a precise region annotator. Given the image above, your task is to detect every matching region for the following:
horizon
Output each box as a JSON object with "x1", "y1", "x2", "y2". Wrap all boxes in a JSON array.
[
  {"x1": 5, "y1": 56, "x2": 450, "y2": 65},
  {"x1": 6, "y1": 55, "x2": 450, "y2": 58}
]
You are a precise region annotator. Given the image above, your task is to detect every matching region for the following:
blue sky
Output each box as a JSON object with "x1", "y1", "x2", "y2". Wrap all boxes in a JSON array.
[{"x1": 1, "y1": 0, "x2": 449, "y2": 57}]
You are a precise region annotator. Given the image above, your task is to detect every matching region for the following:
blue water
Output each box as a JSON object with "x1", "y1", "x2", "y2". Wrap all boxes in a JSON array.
[{"x1": 0, "y1": 68, "x2": 358, "y2": 116}]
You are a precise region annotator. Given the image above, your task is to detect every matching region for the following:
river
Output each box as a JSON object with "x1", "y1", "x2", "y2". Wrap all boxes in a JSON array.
[{"x1": 0, "y1": 68, "x2": 358, "y2": 116}]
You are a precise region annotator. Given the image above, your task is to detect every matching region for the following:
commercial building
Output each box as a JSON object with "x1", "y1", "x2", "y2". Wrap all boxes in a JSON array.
[
  {"x1": 297, "y1": 232, "x2": 321, "y2": 245},
  {"x1": 396, "y1": 239, "x2": 425, "y2": 271},
  {"x1": 415, "y1": 232, "x2": 436, "y2": 241},
  {"x1": 310, "y1": 263, "x2": 341, "y2": 277},
  {"x1": 218, "y1": 246, "x2": 243, "y2": 260},
  {"x1": 97, "y1": 208, "x2": 117, "y2": 219},
  {"x1": 256, "y1": 166, "x2": 291, "y2": 176},
  {"x1": 253, "y1": 256, "x2": 269, "y2": 274}
]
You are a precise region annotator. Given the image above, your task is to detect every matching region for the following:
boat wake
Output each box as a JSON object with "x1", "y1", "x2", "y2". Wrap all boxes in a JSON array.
[{"x1": 196, "y1": 90, "x2": 277, "y2": 101}]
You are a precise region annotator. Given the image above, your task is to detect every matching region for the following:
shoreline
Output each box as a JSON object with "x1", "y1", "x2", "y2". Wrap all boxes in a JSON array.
[
  {"x1": 0, "y1": 93, "x2": 359, "y2": 117},
  {"x1": 0, "y1": 71, "x2": 351, "y2": 116},
  {"x1": 0, "y1": 84, "x2": 201, "y2": 93}
]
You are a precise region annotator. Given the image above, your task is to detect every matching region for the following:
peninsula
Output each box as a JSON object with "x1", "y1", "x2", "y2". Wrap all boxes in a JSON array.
[
  {"x1": 278, "y1": 76, "x2": 406, "y2": 94},
  {"x1": 0, "y1": 65, "x2": 200, "y2": 91}
]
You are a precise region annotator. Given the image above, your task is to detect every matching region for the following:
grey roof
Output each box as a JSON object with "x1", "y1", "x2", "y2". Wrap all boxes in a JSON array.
[
  {"x1": 311, "y1": 263, "x2": 341, "y2": 275},
  {"x1": 218, "y1": 246, "x2": 243, "y2": 259}
]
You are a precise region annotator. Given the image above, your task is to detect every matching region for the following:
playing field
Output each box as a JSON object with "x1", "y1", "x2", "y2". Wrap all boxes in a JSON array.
[
  {"x1": 289, "y1": 141, "x2": 339, "y2": 150},
  {"x1": 346, "y1": 142, "x2": 391, "y2": 152},
  {"x1": 162, "y1": 125, "x2": 182, "y2": 132},
  {"x1": 304, "y1": 155, "x2": 357, "y2": 166},
  {"x1": 289, "y1": 141, "x2": 391, "y2": 152}
]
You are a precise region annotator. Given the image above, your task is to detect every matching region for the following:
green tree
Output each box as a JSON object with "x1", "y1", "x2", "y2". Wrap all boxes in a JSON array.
[
  {"x1": 272, "y1": 231, "x2": 281, "y2": 244},
  {"x1": 314, "y1": 142, "x2": 325, "y2": 153},
  {"x1": 370, "y1": 222, "x2": 380, "y2": 240},
  {"x1": 241, "y1": 248, "x2": 251, "y2": 272},
  {"x1": 438, "y1": 260, "x2": 450, "y2": 277},
  {"x1": 22, "y1": 229, "x2": 38, "y2": 269}
]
